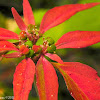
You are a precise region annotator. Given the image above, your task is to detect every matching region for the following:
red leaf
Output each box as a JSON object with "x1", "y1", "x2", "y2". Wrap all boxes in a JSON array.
[
  {"x1": 0, "y1": 28, "x2": 19, "y2": 40},
  {"x1": 3, "y1": 52, "x2": 22, "y2": 58},
  {"x1": 45, "y1": 53, "x2": 63, "y2": 64},
  {"x1": 40, "y1": 3, "x2": 100, "y2": 34},
  {"x1": 36, "y1": 56, "x2": 58, "y2": 100},
  {"x1": 13, "y1": 58, "x2": 35, "y2": 100},
  {"x1": 11, "y1": 7, "x2": 27, "y2": 31},
  {"x1": 52, "y1": 62, "x2": 100, "y2": 100},
  {"x1": 0, "y1": 41, "x2": 18, "y2": 51},
  {"x1": 23, "y1": 0, "x2": 35, "y2": 26},
  {"x1": 55, "y1": 31, "x2": 100, "y2": 49}
]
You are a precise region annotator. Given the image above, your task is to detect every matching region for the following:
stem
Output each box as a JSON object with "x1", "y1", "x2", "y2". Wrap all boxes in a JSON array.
[{"x1": 33, "y1": 75, "x2": 39, "y2": 97}]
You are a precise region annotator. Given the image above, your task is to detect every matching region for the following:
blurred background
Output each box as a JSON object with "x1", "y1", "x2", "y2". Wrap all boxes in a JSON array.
[{"x1": 0, "y1": 0, "x2": 100, "y2": 100}]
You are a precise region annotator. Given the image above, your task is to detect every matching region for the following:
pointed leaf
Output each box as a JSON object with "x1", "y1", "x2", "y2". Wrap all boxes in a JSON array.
[
  {"x1": 13, "y1": 58, "x2": 35, "y2": 100},
  {"x1": 36, "y1": 56, "x2": 58, "y2": 100},
  {"x1": 55, "y1": 31, "x2": 100, "y2": 49},
  {"x1": 40, "y1": 3, "x2": 100, "y2": 33},
  {"x1": 52, "y1": 62, "x2": 100, "y2": 100},
  {"x1": 0, "y1": 28, "x2": 19, "y2": 40},
  {"x1": 11, "y1": 7, "x2": 27, "y2": 31},
  {"x1": 3, "y1": 52, "x2": 22, "y2": 58},
  {"x1": 45, "y1": 53, "x2": 63, "y2": 64},
  {"x1": 23, "y1": 0, "x2": 35, "y2": 26},
  {"x1": 0, "y1": 41, "x2": 18, "y2": 51}
]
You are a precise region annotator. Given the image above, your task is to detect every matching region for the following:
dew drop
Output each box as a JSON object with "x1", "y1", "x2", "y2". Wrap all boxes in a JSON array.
[
  {"x1": 17, "y1": 84, "x2": 19, "y2": 85},
  {"x1": 51, "y1": 95, "x2": 53, "y2": 97},
  {"x1": 4, "y1": 45, "x2": 6, "y2": 47},
  {"x1": 18, "y1": 55, "x2": 20, "y2": 57},
  {"x1": 78, "y1": 47, "x2": 80, "y2": 48},
  {"x1": 70, "y1": 92, "x2": 72, "y2": 95}
]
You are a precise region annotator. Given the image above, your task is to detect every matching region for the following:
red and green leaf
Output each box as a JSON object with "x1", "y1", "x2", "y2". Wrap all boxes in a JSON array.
[
  {"x1": 0, "y1": 28, "x2": 19, "y2": 40},
  {"x1": 11, "y1": 7, "x2": 27, "y2": 31},
  {"x1": 3, "y1": 52, "x2": 22, "y2": 58},
  {"x1": 0, "y1": 41, "x2": 18, "y2": 51},
  {"x1": 45, "y1": 53, "x2": 63, "y2": 64},
  {"x1": 36, "y1": 56, "x2": 58, "y2": 100},
  {"x1": 55, "y1": 31, "x2": 100, "y2": 49},
  {"x1": 52, "y1": 62, "x2": 100, "y2": 100},
  {"x1": 13, "y1": 58, "x2": 35, "y2": 100},
  {"x1": 23, "y1": 0, "x2": 35, "y2": 26},
  {"x1": 39, "y1": 3, "x2": 100, "y2": 34}
]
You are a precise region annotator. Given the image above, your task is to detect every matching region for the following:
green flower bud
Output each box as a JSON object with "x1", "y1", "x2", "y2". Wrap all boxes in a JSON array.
[
  {"x1": 47, "y1": 44, "x2": 56, "y2": 53},
  {"x1": 25, "y1": 40, "x2": 33, "y2": 48},
  {"x1": 28, "y1": 24, "x2": 34, "y2": 33},
  {"x1": 47, "y1": 37, "x2": 55, "y2": 45},
  {"x1": 26, "y1": 50, "x2": 35, "y2": 57}
]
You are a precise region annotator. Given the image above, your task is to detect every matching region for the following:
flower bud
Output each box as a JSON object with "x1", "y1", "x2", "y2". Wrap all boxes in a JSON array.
[
  {"x1": 47, "y1": 44, "x2": 56, "y2": 53},
  {"x1": 19, "y1": 31, "x2": 27, "y2": 40},
  {"x1": 47, "y1": 37, "x2": 55, "y2": 45},
  {"x1": 32, "y1": 45, "x2": 42, "y2": 53},
  {"x1": 25, "y1": 40, "x2": 33, "y2": 48},
  {"x1": 19, "y1": 45, "x2": 29, "y2": 54},
  {"x1": 26, "y1": 50, "x2": 34, "y2": 57},
  {"x1": 28, "y1": 24, "x2": 34, "y2": 33}
]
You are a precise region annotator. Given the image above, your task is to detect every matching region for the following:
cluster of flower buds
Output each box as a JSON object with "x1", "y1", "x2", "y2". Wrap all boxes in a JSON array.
[
  {"x1": 18, "y1": 24, "x2": 56, "y2": 59},
  {"x1": 46, "y1": 37, "x2": 56, "y2": 53}
]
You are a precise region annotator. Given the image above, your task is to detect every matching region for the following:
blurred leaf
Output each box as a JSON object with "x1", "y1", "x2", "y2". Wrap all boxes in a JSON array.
[
  {"x1": 78, "y1": 0, "x2": 100, "y2": 3},
  {"x1": 56, "y1": 0, "x2": 73, "y2": 5},
  {"x1": 6, "y1": 18, "x2": 20, "y2": 33},
  {"x1": 34, "y1": 9, "x2": 48, "y2": 26},
  {"x1": 56, "y1": 49, "x2": 67, "y2": 57},
  {"x1": 4, "y1": 88, "x2": 13, "y2": 97},
  {"x1": 0, "y1": 83, "x2": 5, "y2": 97},
  {"x1": 0, "y1": 67, "x2": 14, "y2": 81},
  {"x1": 0, "y1": 13, "x2": 7, "y2": 28},
  {"x1": 91, "y1": 42, "x2": 100, "y2": 48},
  {"x1": 29, "y1": 97, "x2": 38, "y2": 100},
  {"x1": 62, "y1": 5, "x2": 100, "y2": 32}
]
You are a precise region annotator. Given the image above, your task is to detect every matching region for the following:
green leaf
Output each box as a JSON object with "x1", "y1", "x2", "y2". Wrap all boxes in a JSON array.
[
  {"x1": 34, "y1": 9, "x2": 48, "y2": 26},
  {"x1": 91, "y1": 42, "x2": 100, "y2": 48},
  {"x1": 0, "y1": 13, "x2": 7, "y2": 28},
  {"x1": 78, "y1": 0, "x2": 100, "y2": 3}
]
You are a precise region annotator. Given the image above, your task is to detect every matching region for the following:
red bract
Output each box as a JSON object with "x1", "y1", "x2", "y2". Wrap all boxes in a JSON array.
[
  {"x1": 0, "y1": 41, "x2": 18, "y2": 52},
  {"x1": 39, "y1": 3, "x2": 100, "y2": 33},
  {"x1": 0, "y1": 0, "x2": 100, "y2": 100},
  {"x1": 36, "y1": 56, "x2": 58, "y2": 100},
  {"x1": 0, "y1": 28, "x2": 19, "y2": 40},
  {"x1": 13, "y1": 58, "x2": 35, "y2": 100},
  {"x1": 55, "y1": 31, "x2": 100, "y2": 49},
  {"x1": 52, "y1": 62, "x2": 100, "y2": 100}
]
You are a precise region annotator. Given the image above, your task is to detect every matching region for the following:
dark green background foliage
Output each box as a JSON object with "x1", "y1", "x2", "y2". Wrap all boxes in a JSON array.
[{"x1": 0, "y1": 0, "x2": 100, "y2": 100}]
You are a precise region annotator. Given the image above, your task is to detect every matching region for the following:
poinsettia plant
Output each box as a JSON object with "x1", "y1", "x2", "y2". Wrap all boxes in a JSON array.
[{"x1": 0, "y1": 0, "x2": 100, "y2": 100}]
